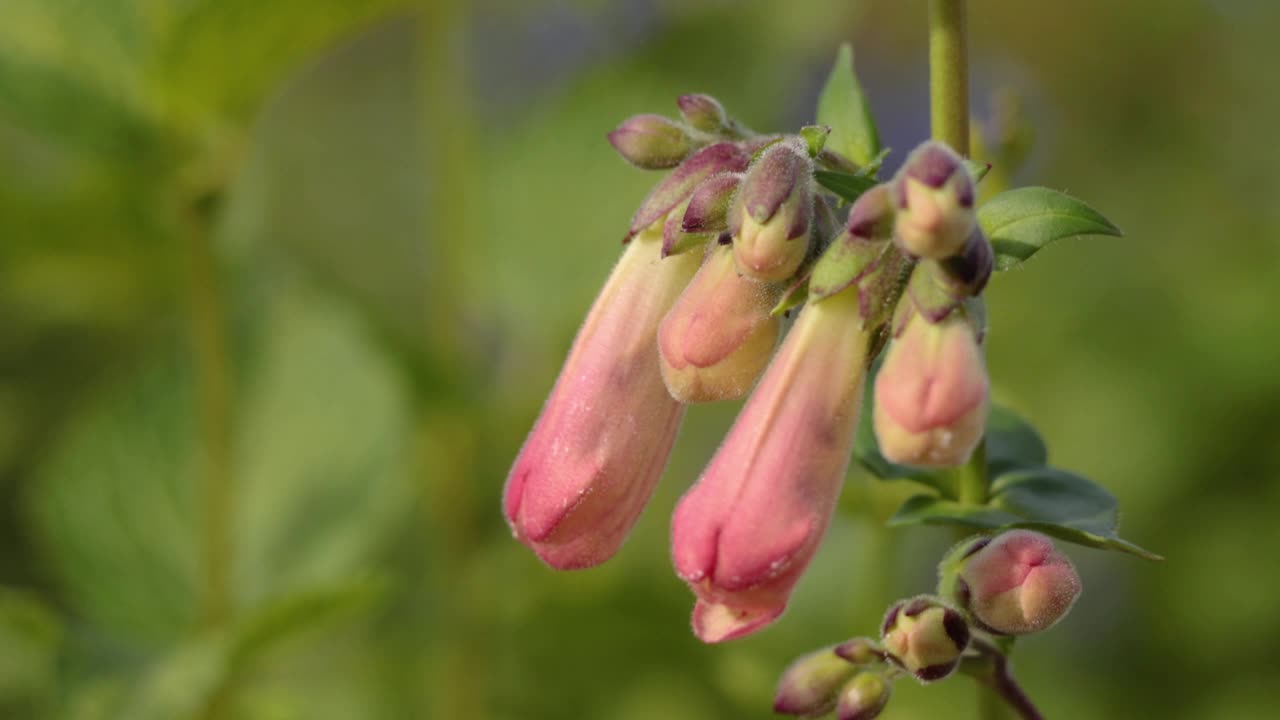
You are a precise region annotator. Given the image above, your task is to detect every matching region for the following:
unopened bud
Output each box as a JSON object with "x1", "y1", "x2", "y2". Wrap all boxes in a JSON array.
[
  {"x1": 677, "y1": 94, "x2": 728, "y2": 133},
  {"x1": 658, "y1": 244, "x2": 781, "y2": 402},
  {"x1": 880, "y1": 597, "x2": 970, "y2": 682},
  {"x1": 732, "y1": 140, "x2": 813, "y2": 282},
  {"x1": 833, "y1": 637, "x2": 886, "y2": 665},
  {"x1": 892, "y1": 141, "x2": 976, "y2": 259},
  {"x1": 773, "y1": 647, "x2": 858, "y2": 717},
  {"x1": 873, "y1": 313, "x2": 988, "y2": 467},
  {"x1": 952, "y1": 530, "x2": 1082, "y2": 635},
  {"x1": 608, "y1": 114, "x2": 694, "y2": 170},
  {"x1": 627, "y1": 143, "x2": 751, "y2": 241},
  {"x1": 681, "y1": 172, "x2": 742, "y2": 234},
  {"x1": 836, "y1": 673, "x2": 891, "y2": 720}
]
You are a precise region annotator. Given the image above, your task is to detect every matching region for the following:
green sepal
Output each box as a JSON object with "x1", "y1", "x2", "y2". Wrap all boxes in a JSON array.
[
  {"x1": 771, "y1": 273, "x2": 810, "y2": 317},
  {"x1": 816, "y1": 43, "x2": 881, "y2": 166},
  {"x1": 814, "y1": 170, "x2": 877, "y2": 204},
  {"x1": 807, "y1": 233, "x2": 886, "y2": 303},
  {"x1": 800, "y1": 125, "x2": 832, "y2": 158},
  {"x1": 978, "y1": 187, "x2": 1122, "y2": 271},
  {"x1": 887, "y1": 468, "x2": 1162, "y2": 560},
  {"x1": 964, "y1": 159, "x2": 992, "y2": 184}
]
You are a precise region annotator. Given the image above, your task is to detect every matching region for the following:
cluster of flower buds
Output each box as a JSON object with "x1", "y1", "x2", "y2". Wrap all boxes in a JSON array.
[
  {"x1": 773, "y1": 641, "x2": 892, "y2": 720},
  {"x1": 939, "y1": 530, "x2": 1083, "y2": 635},
  {"x1": 873, "y1": 142, "x2": 993, "y2": 468},
  {"x1": 507, "y1": 93, "x2": 1005, "y2": 645}
]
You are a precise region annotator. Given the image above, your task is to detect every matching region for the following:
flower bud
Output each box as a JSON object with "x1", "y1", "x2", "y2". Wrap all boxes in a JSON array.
[
  {"x1": 892, "y1": 141, "x2": 976, "y2": 259},
  {"x1": 658, "y1": 244, "x2": 781, "y2": 402},
  {"x1": 504, "y1": 230, "x2": 701, "y2": 569},
  {"x1": 873, "y1": 313, "x2": 988, "y2": 467},
  {"x1": 627, "y1": 143, "x2": 751, "y2": 241},
  {"x1": 836, "y1": 673, "x2": 891, "y2": 720},
  {"x1": 608, "y1": 114, "x2": 694, "y2": 170},
  {"x1": 953, "y1": 530, "x2": 1082, "y2": 635},
  {"x1": 833, "y1": 638, "x2": 886, "y2": 666},
  {"x1": 773, "y1": 646, "x2": 858, "y2": 717},
  {"x1": 731, "y1": 140, "x2": 813, "y2": 282},
  {"x1": 671, "y1": 287, "x2": 868, "y2": 642},
  {"x1": 880, "y1": 597, "x2": 969, "y2": 682},
  {"x1": 677, "y1": 93, "x2": 728, "y2": 133}
]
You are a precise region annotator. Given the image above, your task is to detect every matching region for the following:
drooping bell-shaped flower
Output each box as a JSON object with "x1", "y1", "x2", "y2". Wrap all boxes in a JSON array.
[
  {"x1": 873, "y1": 312, "x2": 988, "y2": 467},
  {"x1": 948, "y1": 531, "x2": 1083, "y2": 635},
  {"x1": 504, "y1": 229, "x2": 701, "y2": 569},
  {"x1": 671, "y1": 286, "x2": 869, "y2": 642},
  {"x1": 731, "y1": 139, "x2": 814, "y2": 282},
  {"x1": 658, "y1": 243, "x2": 782, "y2": 402}
]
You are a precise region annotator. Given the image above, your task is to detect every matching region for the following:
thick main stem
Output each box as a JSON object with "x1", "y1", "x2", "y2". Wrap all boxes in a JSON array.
[
  {"x1": 929, "y1": 0, "x2": 970, "y2": 155},
  {"x1": 184, "y1": 191, "x2": 235, "y2": 629}
]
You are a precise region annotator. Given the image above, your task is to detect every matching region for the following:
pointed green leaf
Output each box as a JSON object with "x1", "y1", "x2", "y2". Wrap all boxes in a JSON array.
[
  {"x1": 814, "y1": 170, "x2": 877, "y2": 204},
  {"x1": 985, "y1": 404, "x2": 1049, "y2": 475},
  {"x1": 887, "y1": 468, "x2": 1161, "y2": 560},
  {"x1": 978, "y1": 187, "x2": 1123, "y2": 270},
  {"x1": 816, "y1": 43, "x2": 881, "y2": 166}
]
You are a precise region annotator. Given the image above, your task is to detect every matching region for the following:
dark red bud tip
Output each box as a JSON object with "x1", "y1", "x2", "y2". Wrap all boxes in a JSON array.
[
  {"x1": 914, "y1": 662, "x2": 960, "y2": 683},
  {"x1": 880, "y1": 603, "x2": 903, "y2": 637},
  {"x1": 942, "y1": 609, "x2": 971, "y2": 649},
  {"x1": 845, "y1": 184, "x2": 895, "y2": 240},
  {"x1": 901, "y1": 141, "x2": 965, "y2": 190}
]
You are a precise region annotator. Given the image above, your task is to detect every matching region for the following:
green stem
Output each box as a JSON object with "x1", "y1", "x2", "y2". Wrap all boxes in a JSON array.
[
  {"x1": 929, "y1": 0, "x2": 970, "y2": 155},
  {"x1": 956, "y1": 440, "x2": 988, "y2": 505},
  {"x1": 183, "y1": 189, "x2": 235, "y2": 629}
]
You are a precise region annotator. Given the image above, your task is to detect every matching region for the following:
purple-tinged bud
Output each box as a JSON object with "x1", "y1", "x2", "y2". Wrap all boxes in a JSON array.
[
  {"x1": 608, "y1": 114, "x2": 694, "y2": 170},
  {"x1": 504, "y1": 231, "x2": 701, "y2": 569},
  {"x1": 661, "y1": 197, "x2": 715, "y2": 258},
  {"x1": 627, "y1": 143, "x2": 752, "y2": 241},
  {"x1": 773, "y1": 646, "x2": 858, "y2": 717},
  {"x1": 892, "y1": 141, "x2": 976, "y2": 259},
  {"x1": 835, "y1": 673, "x2": 891, "y2": 720},
  {"x1": 658, "y1": 244, "x2": 782, "y2": 402},
  {"x1": 677, "y1": 93, "x2": 728, "y2": 133},
  {"x1": 808, "y1": 184, "x2": 895, "y2": 302},
  {"x1": 956, "y1": 530, "x2": 1082, "y2": 635},
  {"x1": 681, "y1": 172, "x2": 742, "y2": 234},
  {"x1": 732, "y1": 140, "x2": 813, "y2": 282},
  {"x1": 880, "y1": 597, "x2": 970, "y2": 682},
  {"x1": 873, "y1": 313, "x2": 988, "y2": 467},
  {"x1": 671, "y1": 288, "x2": 868, "y2": 643},
  {"x1": 834, "y1": 638, "x2": 887, "y2": 666}
]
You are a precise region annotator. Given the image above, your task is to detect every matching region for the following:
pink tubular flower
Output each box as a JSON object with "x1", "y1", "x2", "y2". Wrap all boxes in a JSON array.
[
  {"x1": 671, "y1": 287, "x2": 869, "y2": 642},
  {"x1": 658, "y1": 243, "x2": 782, "y2": 403},
  {"x1": 956, "y1": 530, "x2": 1082, "y2": 635},
  {"x1": 873, "y1": 313, "x2": 988, "y2": 467},
  {"x1": 504, "y1": 229, "x2": 701, "y2": 569}
]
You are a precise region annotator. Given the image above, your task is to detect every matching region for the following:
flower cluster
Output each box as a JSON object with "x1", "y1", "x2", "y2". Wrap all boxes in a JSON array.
[
  {"x1": 504, "y1": 94, "x2": 996, "y2": 642},
  {"x1": 774, "y1": 529, "x2": 1082, "y2": 719}
]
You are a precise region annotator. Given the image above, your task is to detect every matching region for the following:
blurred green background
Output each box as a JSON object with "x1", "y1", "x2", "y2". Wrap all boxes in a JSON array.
[{"x1": 1, "y1": 0, "x2": 1277, "y2": 718}]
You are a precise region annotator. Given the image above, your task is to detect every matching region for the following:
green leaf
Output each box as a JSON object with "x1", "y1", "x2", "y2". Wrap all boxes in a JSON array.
[
  {"x1": 27, "y1": 281, "x2": 416, "y2": 646},
  {"x1": 0, "y1": 589, "x2": 61, "y2": 715},
  {"x1": 985, "y1": 404, "x2": 1049, "y2": 475},
  {"x1": 888, "y1": 468, "x2": 1162, "y2": 560},
  {"x1": 978, "y1": 187, "x2": 1123, "y2": 271},
  {"x1": 815, "y1": 170, "x2": 877, "y2": 204},
  {"x1": 157, "y1": 0, "x2": 414, "y2": 124},
  {"x1": 816, "y1": 43, "x2": 881, "y2": 166}
]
